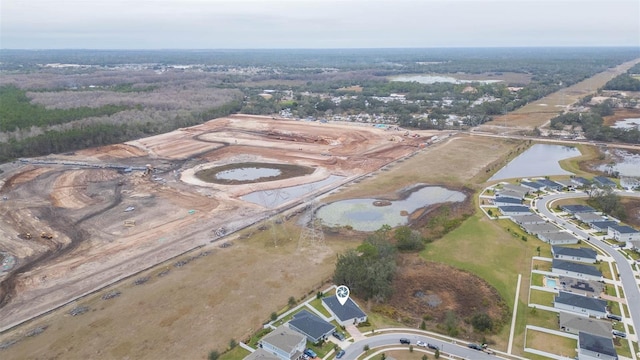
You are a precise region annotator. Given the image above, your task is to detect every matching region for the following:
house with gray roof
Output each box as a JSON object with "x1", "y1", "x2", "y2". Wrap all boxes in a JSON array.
[
  {"x1": 590, "y1": 220, "x2": 619, "y2": 232},
  {"x1": 561, "y1": 205, "x2": 596, "y2": 214},
  {"x1": 593, "y1": 176, "x2": 617, "y2": 188},
  {"x1": 520, "y1": 222, "x2": 559, "y2": 236},
  {"x1": 501, "y1": 183, "x2": 529, "y2": 197},
  {"x1": 554, "y1": 179, "x2": 575, "y2": 190},
  {"x1": 578, "y1": 332, "x2": 617, "y2": 360},
  {"x1": 607, "y1": 224, "x2": 640, "y2": 245},
  {"x1": 493, "y1": 196, "x2": 523, "y2": 206},
  {"x1": 574, "y1": 212, "x2": 604, "y2": 224},
  {"x1": 288, "y1": 310, "x2": 335, "y2": 344},
  {"x1": 537, "y1": 179, "x2": 563, "y2": 191},
  {"x1": 322, "y1": 295, "x2": 367, "y2": 326},
  {"x1": 511, "y1": 214, "x2": 546, "y2": 225},
  {"x1": 571, "y1": 177, "x2": 591, "y2": 188},
  {"x1": 552, "y1": 246, "x2": 598, "y2": 264},
  {"x1": 552, "y1": 259, "x2": 602, "y2": 282},
  {"x1": 245, "y1": 348, "x2": 284, "y2": 360},
  {"x1": 259, "y1": 325, "x2": 306, "y2": 360},
  {"x1": 496, "y1": 190, "x2": 524, "y2": 200},
  {"x1": 521, "y1": 181, "x2": 546, "y2": 191},
  {"x1": 538, "y1": 231, "x2": 579, "y2": 245},
  {"x1": 498, "y1": 205, "x2": 531, "y2": 217},
  {"x1": 554, "y1": 292, "x2": 607, "y2": 318},
  {"x1": 559, "y1": 312, "x2": 611, "y2": 338}
]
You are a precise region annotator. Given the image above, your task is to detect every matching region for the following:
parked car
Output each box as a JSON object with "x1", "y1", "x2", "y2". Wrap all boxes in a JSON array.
[
  {"x1": 416, "y1": 340, "x2": 427, "y2": 347},
  {"x1": 467, "y1": 343, "x2": 483, "y2": 351},
  {"x1": 400, "y1": 338, "x2": 410, "y2": 345},
  {"x1": 336, "y1": 350, "x2": 345, "y2": 359},
  {"x1": 332, "y1": 331, "x2": 346, "y2": 341},
  {"x1": 612, "y1": 330, "x2": 627, "y2": 338},
  {"x1": 607, "y1": 313, "x2": 623, "y2": 321},
  {"x1": 304, "y1": 349, "x2": 317, "y2": 358},
  {"x1": 427, "y1": 343, "x2": 439, "y2": 350}
]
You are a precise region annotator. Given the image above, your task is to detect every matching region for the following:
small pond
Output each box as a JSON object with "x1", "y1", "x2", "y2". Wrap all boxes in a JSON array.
[
  {"x1": 489, "y1": 144, "x2": 581, "y2": 181},
  {"x1": 612, "y1": 118, "x2": 640, "y2": 130},
  {"x1": 316, "y1": 186, "x2": 466, "y2": 232},
  {"x1": 391, "y1": 74, "x2": 502, "y2": 84},
  {"x1": 597, "y1": 149, "x2": 640, "y2": 177},
  {"x1": 242, "y1": 175, "x2": 346, "y2": 208},
  {"x1": 216, "y1": 167, "x2": 281, "y2": 181},
  {"x1": 195, "y1": 162, "x2": 314, "y2": 185}
]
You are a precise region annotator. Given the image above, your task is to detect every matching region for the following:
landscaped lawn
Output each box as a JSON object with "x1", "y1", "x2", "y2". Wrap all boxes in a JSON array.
[
  {"x1": 525, "y1": 307, "x2": 559, "y2": 329},
  {"x1": 529, "y1": 289, "x2": 555, "y2": 307},
  {"x1": 309, "y1": 298, "x2": 332, "y2": 318},
  {"x1": 219, "y1": 346, "x2": 251, "y2": 360},
  {"x1": 526, "y1": 329, "x2": 576, "y2": 359},
  {"x1": 531, "y1": 273, "x2": 544, "y2": 287}
]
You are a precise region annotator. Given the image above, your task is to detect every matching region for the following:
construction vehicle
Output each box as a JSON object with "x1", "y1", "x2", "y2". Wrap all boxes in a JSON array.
[{"x1": 40, "y1": 232, "x2": 53, "y2": 239}]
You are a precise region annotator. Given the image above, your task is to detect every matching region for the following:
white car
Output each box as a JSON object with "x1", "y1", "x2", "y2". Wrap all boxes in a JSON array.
[{"x1": 416, "y1": 340, "x2": 427, "y2": 348}]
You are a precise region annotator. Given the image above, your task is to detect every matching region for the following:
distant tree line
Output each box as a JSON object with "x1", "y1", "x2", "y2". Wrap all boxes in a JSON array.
[
  {"x1": 0, "y1": 85, "x2": 132, "y2": 132},
  {"x1": 0, "y1": 100, "x2": 241, "y2": 163}
]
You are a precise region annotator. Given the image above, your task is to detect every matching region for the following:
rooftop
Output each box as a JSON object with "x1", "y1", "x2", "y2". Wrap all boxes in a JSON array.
[
  {"x1": 609, "y1": 224, "x2": 639, "y2": 234},
  {"x1": 561, "y1": 204, "x2": 596, "y2": 214},
  {"x1": 245, "y1": 349, "x2": 282, "y2": 360},
  {"x1": 288, "y1": 310, "x2": 335, "y2": 341},
  {"x1": 555, "y1": 291, "x2": 606, "y2": 313},
  {"x1": 494, "y1": 196, "x2": 522, "y2": 204},
  {"x1": 322, "y1": 295, "x2": 366, "y2": 322},
  {"x1": 552, "y1": 259, "x2": 602, "y2": 277},
  {"x1": 521, "y1": 181, "x2": 545, "y2": 190},
  {"x1": 261, "y1": 325, "x2": 306, "y2": 354},
  {"x1": 579, "y1": 332, "x2": 617, "y2": 357},
  {"x1": 498, "y1": 205, "x2": 531, "y2": 213},
  {"x1": 552, "y1": 246, "x2": 597, "y2": 260},
  {"x1": 593, "y1": 176, "x2": 616, "y2": 187},
  {"x1": 559, "y1": 312, "x2": 611, "y2": 338}
]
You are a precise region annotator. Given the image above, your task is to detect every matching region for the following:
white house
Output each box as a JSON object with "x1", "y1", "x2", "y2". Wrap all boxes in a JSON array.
[
  {"x1": 607, "y1": 224, "x2": 640, "y2": 245},
  {"x1": 511, "y1": 214, "x2": 546, "y2": 225},
  {"x1": 574, "y1": 212, "x2": 604, "y2": 224},
  {"x1": 554, "y1": 292, "x2": 607, "y2": 318},
  {"x1": 539, "y1": 232, "x2": 579, "y2": 245},
  {"x1": 258, "y1": 325, "x2": 306, "y2": 360},
  {"x1": 498, "y1": 205, "x2": 531, "y2": 217},
  {"x1": 559, "y1": 312, "x2": 611, "y2": 337}
]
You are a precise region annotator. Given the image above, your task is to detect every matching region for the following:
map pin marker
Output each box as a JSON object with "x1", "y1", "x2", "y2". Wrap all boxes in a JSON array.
[{"x1": 336, "y1": 285, "x2": 350, "y2": 306}]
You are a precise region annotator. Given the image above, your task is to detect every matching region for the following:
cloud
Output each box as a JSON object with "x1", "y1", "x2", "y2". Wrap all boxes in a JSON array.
[{"x1": 1, "y1": 0, "x2": 638, "y2": 48}]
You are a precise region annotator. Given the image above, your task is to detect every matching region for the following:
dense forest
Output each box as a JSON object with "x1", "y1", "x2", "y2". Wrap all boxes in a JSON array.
[{"x1": 602, "y1": 62, "x2": 640, "y2": 91}]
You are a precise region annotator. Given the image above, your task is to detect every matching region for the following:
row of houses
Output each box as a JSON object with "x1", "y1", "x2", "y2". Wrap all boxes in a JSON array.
[
  {"x1": 562, "y1": 204, "x2": 640, "y2": 248},
  {"x1": 246, "y1": 295, "x2": 367, "y2": 360},
  {"x1": 547, "y1": 244, "x2": 618, "y2": 360}
]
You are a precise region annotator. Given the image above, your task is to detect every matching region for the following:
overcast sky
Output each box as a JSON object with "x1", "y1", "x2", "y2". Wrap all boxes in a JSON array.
[{"x1": 1, "y1": 0, "x2": 639, "y2": 49}]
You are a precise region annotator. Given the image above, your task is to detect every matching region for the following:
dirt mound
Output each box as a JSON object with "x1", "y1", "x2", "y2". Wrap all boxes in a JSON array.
[{"x1": 387, "y1": 255, "x2": 509, "y2": 329}]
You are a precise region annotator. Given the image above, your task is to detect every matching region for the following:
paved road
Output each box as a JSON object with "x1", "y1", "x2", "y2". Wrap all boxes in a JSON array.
[
  {"x1": 341, "y1": 332, "x2": 497, "y2": 360},
  {"x1": 535, "y1": 191, "x2": 640, "y2": 336}
]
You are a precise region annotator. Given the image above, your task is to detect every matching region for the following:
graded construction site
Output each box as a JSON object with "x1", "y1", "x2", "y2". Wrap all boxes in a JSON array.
[{"x1": 0, "y1": 115, "x2": 434, "y2": 332}]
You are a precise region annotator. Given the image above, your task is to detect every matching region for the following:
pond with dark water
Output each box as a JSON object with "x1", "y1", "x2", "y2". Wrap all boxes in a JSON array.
[
  {"x1": 316, "y1": 186, "x2": 466, "y2": 231},
  {"x1": 195, "y1": 162, "x2": 314, "y2": 185},
  {"x1": 489, "y1": 144, "x2": 580, "y2": 181}
]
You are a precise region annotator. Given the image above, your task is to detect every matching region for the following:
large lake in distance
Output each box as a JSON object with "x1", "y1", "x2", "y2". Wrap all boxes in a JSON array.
[{"x1": 489, "y1": 144, "x2": 581, "y2": 181}]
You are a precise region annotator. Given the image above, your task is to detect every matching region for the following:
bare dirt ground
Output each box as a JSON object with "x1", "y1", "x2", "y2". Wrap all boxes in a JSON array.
[
  {"x1": 0, "y1": 115, "x2": 431, "y2": 334},
  {"x1": 388, "y1": 255, "x2": 509, "y2": 334}
]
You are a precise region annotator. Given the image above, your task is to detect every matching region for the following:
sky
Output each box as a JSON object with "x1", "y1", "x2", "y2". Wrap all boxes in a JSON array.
[{"x1": 1, "y1": 0, "x2": 639, "y2": 49}]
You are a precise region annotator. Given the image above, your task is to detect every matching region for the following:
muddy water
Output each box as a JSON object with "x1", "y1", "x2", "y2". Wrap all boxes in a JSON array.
[{"x1": 316, "y1": 186, "x2": 465, "y2": 231}]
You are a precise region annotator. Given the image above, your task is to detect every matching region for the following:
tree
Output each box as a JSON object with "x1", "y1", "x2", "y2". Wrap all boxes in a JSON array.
[
  {"x1": 208, "y1": 350, "x2": 220, "y2": 360},
  {"x1": 363, "y1": 344, "x2": 370, "y2": 351},
  {"x1": 229, "y1": 339, "x2": 238, "y2": 349},
  {"x1": 394, "y1": 226, "x2": 425, "y2": 251},
  {"x1": 536, "y1": 246, "x2": 541, "y2": 256},
  {"x1": 288, "y1": 296, "x2": 297, "y2": 307},
  {"x1": 270, "y1": 312, "x2": 278, "y2": 321},
  {"x1": 381, "y1": 353, "x2": 386, "y2": 360},
  {"x1": 434, "y1": 349, "x2": 440, "y2": 359},
  {"x1": 471, "y1": 312, "x2": 494, "y2": 332}
]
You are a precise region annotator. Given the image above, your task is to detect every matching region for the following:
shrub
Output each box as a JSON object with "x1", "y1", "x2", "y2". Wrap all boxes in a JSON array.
[
  {"x1": 270, "y1": 312, "x2": 277, "y2": 321},
  {"x1": 208, "y1": 350, "x2": 220, "y2": 360}
]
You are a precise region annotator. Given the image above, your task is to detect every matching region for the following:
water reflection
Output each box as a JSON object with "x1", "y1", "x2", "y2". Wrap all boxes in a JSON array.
[
  {"x1": 216, "y1": 167, "x2": 281, "y2": 181},
  {"x1": 489, "y1": 144, "x2": 580, "y2": 181},
  {"x1": 316, "y1": 186, "x2": 466, "y2": 231}
]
